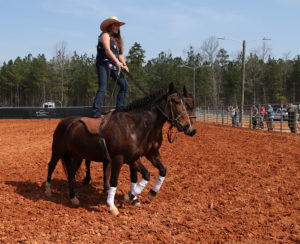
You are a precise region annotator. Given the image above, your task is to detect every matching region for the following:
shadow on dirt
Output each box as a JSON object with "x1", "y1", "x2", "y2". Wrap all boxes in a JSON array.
[{"x1": 5, "y1": 179, "x2": 126, "y2": 212}]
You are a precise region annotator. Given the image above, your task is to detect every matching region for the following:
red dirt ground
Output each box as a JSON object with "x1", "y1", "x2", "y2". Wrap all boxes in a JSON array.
[{"x1": 0, "y1": 119, "x2": 299, "y2": 243}]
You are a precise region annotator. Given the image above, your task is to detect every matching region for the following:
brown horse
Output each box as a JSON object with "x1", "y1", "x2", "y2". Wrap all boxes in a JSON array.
[
  {"x1": 83, "y1": 86, "x2": 197, "y2": 205},
  {"x1": 45, "y1": 83, "x2": 196, "y2": 216}
]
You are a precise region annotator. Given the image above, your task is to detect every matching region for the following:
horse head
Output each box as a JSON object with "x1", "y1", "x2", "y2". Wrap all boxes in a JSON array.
[
  {"x1": 182, "y1": 86, "x2": 197, "y2": 136},
  {"x1": 162, "y1": 83, "x2": 196, "y2": 136}
]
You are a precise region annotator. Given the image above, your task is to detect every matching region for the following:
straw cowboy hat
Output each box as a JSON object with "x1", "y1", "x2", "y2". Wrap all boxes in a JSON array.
[{"x1": 100, "y1": 16, "x2": 125, "y2": 31}]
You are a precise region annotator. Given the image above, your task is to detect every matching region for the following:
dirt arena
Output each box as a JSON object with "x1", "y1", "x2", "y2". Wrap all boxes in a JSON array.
[{"x1": 0, "y1": 119, "x2": 299, "y2": 243}]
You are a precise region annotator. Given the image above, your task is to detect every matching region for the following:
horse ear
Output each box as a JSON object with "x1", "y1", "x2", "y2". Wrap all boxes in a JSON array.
[
  {"x1": 183, "y1": 85, "x2": 189, "y2": 96},
  {"x1": 169, "y1": 82, "x2": 175, "y2": 93}
]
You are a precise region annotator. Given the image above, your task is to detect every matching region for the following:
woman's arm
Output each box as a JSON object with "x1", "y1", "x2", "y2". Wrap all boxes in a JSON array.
[
  {"x1": 119, "y1": 54, "x2": 129, "y2": 72},
  {"x1": 101, "y1": 33, "x2": 123, "y2": 70}
]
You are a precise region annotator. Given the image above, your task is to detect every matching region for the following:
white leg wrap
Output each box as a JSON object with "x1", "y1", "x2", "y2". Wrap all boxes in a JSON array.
[
  {"x1": 107, "y1": 187, "x2": 117, "y2": 207},
  {"x1": 132, "y1": 179, "x2": 148, "y2": 196},
  {"x1": 152, "y1": 176, "x2": 165, "y2": 192},
  {"x1": 130, "y1": 182, "x2": 137, "y2": 193}
]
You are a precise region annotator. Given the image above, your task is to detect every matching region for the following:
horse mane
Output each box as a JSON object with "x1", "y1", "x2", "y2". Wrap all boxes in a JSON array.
[{"x1": 117, "y1": 88, "x2": 168, "y2": 112}]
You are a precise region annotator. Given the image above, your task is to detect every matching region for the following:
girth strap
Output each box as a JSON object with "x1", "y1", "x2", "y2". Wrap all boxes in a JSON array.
[{"x1": 78, "y1": 110, "x2": 114, "y2": 162}]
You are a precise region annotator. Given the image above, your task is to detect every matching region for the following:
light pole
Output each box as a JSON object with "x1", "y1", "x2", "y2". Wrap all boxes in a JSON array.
[
  {"x1": 217, "y1": 37, "x2": 271, "y2": 126},
  {"x1": 178, "y1": 65, "x2": 201, "y2": 101}
]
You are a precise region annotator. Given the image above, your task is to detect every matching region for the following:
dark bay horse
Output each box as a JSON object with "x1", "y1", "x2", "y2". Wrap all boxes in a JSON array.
[
  {"x1": 45, "y1": 83, "x2": 196, "y2": 216},
  {"x1": 83, "y1": 86, "x2": 197, "y2": 205}
]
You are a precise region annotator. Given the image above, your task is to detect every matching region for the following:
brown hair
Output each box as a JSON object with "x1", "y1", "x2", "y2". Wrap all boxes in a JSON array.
[{"x1": 107, "y1": 24, "x2": 123, "y2": 54}]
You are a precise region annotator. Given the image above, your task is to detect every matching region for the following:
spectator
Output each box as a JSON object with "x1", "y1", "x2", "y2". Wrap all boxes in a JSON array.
[
  {"x1": 266, "y1": 104, "x2": 274, "y2": 131},
  {"x1": 287, "y1": 103, "x2": 298, "y2": 133},
  {"x1": 259, "y1": 105, "x2": 265, "y2": 129},
  {"x1": 235, "y1": 105, "x2": 239, "y2": 127},
  {"x1": 252, "y1": 105, "x2": 258, "y2": 129},
  {"x1": 229, "y1": 106, "x2": 236, "y2": 126}
]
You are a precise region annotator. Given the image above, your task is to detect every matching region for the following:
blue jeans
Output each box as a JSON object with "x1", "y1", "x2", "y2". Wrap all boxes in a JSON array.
[
  {"x1": 92, "y1": 64, "x2": 128, "y2": 116},
  {"x1": 232, "y1": 115, "x2": 239, "y2": 126}
]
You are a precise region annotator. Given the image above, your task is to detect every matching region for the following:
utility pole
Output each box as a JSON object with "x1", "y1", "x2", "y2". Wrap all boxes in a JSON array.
[
  {"x1": 241, "y1": 40, "x2": 246, "y2": 126},
  {"x1": 178, "y1": 65, "x2": 201, "y2": 101},
  {"x1": 217, "y1": 37, "x2": 271, "y2": 126}
]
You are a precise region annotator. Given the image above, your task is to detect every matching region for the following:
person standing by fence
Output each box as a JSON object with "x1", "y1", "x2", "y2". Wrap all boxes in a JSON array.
[
  {"x1": 230, "y1": 106, "x2": 236, "y2": 126},
  {"x1": 235, "y1": 105, "x2": 239, "y2": 127},
  {"x1": 259, "y1": 105, "x2": 265, "y2": 129},
  {"x1": 266, "y1": 104, "x2": 274, "y2": 131},
  {"x1": 252, "y1": 105, "x2": 258, "y2": 129},
  {"x1": 287, "y1": 103, "x2": 298, "y2": 133}
]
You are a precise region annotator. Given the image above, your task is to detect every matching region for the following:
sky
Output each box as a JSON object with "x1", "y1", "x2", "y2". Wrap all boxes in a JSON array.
[{"x1": 1, "y1": 0, "x2": 300, "y2": 64}]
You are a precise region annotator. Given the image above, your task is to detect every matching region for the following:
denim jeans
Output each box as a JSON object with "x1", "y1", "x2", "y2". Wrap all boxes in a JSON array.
[
  {"x1": 259, "y1": 115, "x2": 264, "y2": 129},
  {"x1": 92, "y1": 64, "x2": 128, "y2": 116}
]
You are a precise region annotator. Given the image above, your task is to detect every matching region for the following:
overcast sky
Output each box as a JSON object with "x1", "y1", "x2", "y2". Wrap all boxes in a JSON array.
[{"x1": 1, "y1": 0, "x2": 300, "y2": 64}]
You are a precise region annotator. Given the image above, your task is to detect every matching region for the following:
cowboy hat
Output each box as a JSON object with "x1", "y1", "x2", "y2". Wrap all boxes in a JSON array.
[{"x1": 100, "y1": 16, "x2": 125, "y2": 31}]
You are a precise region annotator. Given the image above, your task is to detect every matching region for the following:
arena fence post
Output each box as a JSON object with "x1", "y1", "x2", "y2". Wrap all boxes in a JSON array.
[
  {"x1": 294, "y1": 107, "x2": 298, "y2": 133},
  {"x1": 258, "y1": 104, "x2": 261, "y2": 129},
  {"x1": 227, "y1": 109, "x2": 229, "y2": 126},
  {"x1": 222, "y1": 107, "x2": 224, "y2": 125},
  {"x1": 249, "y1": 108, "x2": 252, "y2": 129},
  {"x1": 280, "y1": 104, "x2": 283, "y2": 132}
]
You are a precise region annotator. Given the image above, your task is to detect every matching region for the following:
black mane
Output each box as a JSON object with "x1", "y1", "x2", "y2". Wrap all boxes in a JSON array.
[{"x1": 117, "y1": 89, "x2": 167, "y2": 112}]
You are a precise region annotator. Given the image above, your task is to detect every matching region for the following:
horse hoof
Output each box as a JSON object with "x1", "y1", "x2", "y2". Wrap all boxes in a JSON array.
[
  {"x1": 45, "y1": 188, "x2": 52, "y2": 197},
  {"x1": 132, "y1": 199, "x2": 141, "y2": 207},
  {"x1": 124, "y1": 192, "x2": 135, "y2": 203},
  {"x1": 148, "y1": 190, "x2": 157, "y2": 201},
  {"x1": 124, "y1": 193, "x2": 130, "y2": 202},
  {"x1": 70, "y1": 197, "x2": 80, "y2": 206},
  {"x1": 109, "y1": 206, "x2": 119, "y2": 216}
]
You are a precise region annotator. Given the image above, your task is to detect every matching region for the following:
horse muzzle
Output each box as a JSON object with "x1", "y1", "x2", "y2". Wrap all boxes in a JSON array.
[{"x1": 178, "y1": 124, "x2": 197, "y2": 136}]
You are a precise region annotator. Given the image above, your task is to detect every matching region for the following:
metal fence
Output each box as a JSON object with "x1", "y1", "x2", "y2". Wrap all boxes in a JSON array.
[
  {"x1": 1, "y1": 105, "x2": 299, "y2": 134},
  {"x1": 196, "y1": 105, "x2": 299, "y2": 133}
]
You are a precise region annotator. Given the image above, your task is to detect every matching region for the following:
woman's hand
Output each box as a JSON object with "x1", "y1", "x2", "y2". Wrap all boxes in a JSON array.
[
  {"x1": 116, "y1": 60, "x2": 124, "y2": 71},
  {"x1": 123, "y1": 64, "x2": 129, "y2": 73}
]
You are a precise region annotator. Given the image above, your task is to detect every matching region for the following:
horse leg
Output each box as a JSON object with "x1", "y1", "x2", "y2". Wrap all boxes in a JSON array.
[
  {"x1": 124, "y1": 163, "x2": 139, "y2": 206},
  {"x1": 124, "y1": 158, "x2": 150, "y2": 206},
  {"x1": 146, "y1": 153, "x2": 166, "y2": 201},
  {"x1": 83, "y1": 160, "x2": 91, "y2": 185},
  {"x1": 107, "y1": 155, "x2": 123, "y2": 216},
  {"x1": 64, "y1": 154, "x2": 82, "y2": 206},
  {"x1": 83, "y1": 160, "x2": 110, "y2": 192},
  {"x1": 45, "y1": 154, "x2": 61, "y2": 197},
  {"x1": 103, "y1": 161, "x2": 111, "y2": 192}
]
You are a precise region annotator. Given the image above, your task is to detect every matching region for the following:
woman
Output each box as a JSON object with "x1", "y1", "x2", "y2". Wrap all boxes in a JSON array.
[{"x1": 92, "y1": 16, "x2": 129, "y2": 117}]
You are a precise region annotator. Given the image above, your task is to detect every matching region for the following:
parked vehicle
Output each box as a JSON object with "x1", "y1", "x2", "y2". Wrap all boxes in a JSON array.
[
  {"x1": 42, "y1": 102, "x2": 55, "y2": 108},
  {"x1": 273, "y1": 108, "x2": 288, "y2": 121}
]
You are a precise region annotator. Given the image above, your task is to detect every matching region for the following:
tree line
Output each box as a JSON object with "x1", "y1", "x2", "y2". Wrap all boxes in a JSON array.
[{"x1": 1, "y1": 37, "x2": 300, "y2": 108}]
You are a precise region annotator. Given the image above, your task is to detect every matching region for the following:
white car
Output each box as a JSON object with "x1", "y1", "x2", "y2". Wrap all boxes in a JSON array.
[{"x1": 273, "y1": 108, "x2": 288, "y2": 121}]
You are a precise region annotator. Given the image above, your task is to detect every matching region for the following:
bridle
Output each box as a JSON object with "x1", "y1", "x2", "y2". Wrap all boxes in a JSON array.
[
  {"x1": 155, "y1": 93, "x2": 190, "y2": 143},
  {"x1": 123, "y1": 70, "x2": 194, "y2": 143}
]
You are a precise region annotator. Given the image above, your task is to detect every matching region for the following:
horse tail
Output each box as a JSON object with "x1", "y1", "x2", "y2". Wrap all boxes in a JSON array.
[{"x1": 51, "y1": 117, "x2": 80, "y2": 160}]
